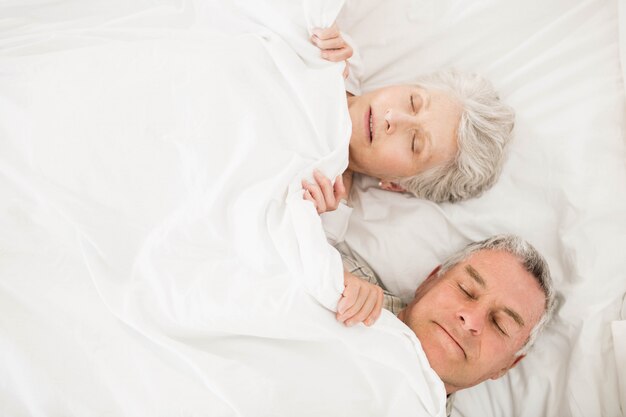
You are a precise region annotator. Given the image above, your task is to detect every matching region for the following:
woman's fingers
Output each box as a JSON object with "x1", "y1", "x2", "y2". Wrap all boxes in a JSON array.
[
  {"x1": 302, "y1": 171, "x2": 348, "y2": 214},
  {"x1": 311, "y1": 25, "x2": 353, "y2": 63},
  {"x1": 303, "y1": 188, "x2": 321, "y2": 212},
  {"x1": 313, "y1": 170, "x2": 337, "y2": 210},
  {"x1": 302, "y1": 180, "x2": 326, "y2": 213},
  {"x1": 310, "y1": 34, "x2": 345, "y2": 51},
  {"x1": 333, "y1": 174, "x2": 346, "y2": 201},
  {"x1": 311, "y1": 25, "x2": 340, "y2": 40},
  {"x1": 320, "y1": 46, "x2": 353, "y2": 62},
  {"x1": 303, "y1": 189, "x2": 315, "y2": 205}
]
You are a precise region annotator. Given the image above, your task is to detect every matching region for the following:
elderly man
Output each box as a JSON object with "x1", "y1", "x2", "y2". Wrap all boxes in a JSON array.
[{"x1": 337, "y1": 235, "x2": 556, "y2": 415}]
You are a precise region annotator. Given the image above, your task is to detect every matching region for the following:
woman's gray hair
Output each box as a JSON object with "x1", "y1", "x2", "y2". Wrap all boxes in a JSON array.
[
  {"x1": 438, "y1": 234, "x2": 557, "y2": 356},
  {"x1": 399, "y1": 70, "x2": 515, "y2": 203}
]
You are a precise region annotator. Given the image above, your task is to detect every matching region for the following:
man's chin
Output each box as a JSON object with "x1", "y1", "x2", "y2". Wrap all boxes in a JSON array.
[{"x1": 422, "y1": 344, "x2": 461, "y2": 378}]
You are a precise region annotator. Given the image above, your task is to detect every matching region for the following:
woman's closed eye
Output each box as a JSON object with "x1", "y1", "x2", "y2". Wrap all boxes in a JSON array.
[
  {"x1": 410, "y1": 94, "x2": 423, "y2": 113},
  {"x1": 412, "y1": 132, "x2": 425, "y2": 154}
]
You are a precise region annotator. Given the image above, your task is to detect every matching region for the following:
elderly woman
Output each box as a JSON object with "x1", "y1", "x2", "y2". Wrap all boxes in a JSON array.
[
  {"x1": 304, "y1": 26, "x2": 515, "y2": 209},
  {"x1": 305, "y1": 26, "x2": 516, "y2": 330}
]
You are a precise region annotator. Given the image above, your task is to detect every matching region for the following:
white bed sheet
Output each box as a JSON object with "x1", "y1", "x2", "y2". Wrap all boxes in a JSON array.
[
  {"x1": 2, "y1": 1, "x2": 625, "y2": 416},
  {"x1": 0, "y1": 1, "x2": 448, "y2": 416},
  {"x1": 337, "y1": 0, "x2": 626, "y2": 416}
]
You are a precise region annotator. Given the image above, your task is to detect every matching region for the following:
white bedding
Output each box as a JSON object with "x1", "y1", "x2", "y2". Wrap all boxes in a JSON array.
[
  {"x1": 337, "y1": 0, "x2": 626, "y2": 416},
  {"x1": 0, "y1": 1, "x2": 447, "y2": 416},
  {"x1": 1, "y1": 1, "x2": 625, "y2": 416}
]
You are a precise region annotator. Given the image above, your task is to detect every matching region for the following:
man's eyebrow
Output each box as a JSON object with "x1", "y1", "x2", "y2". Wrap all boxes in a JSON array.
[
  {"x1": 464, "y1": 265, "x2": 486, "y2": 287},
  {"x1": 464, "y1": 265, "x2": 526, "y2": 328},
  {"x1": 503, "y1": 307, "x2": 525, "y2": 328}
]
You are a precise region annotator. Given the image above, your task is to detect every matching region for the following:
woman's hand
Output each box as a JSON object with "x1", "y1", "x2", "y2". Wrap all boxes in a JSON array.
[
  {"x1": 302, "y1": 170, "x2": 349, "y2": 214},
  {"x1": 336, "y1": 270, "x2": 384, "y2": 327},
  {"x1": 311, "y1": 24, "x2": 352, "y2": 78}
]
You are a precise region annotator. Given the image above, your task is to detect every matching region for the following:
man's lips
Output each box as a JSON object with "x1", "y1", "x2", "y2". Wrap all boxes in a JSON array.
[{"x1": 436, "y1": 322, "x2": 466, "y2": 358}]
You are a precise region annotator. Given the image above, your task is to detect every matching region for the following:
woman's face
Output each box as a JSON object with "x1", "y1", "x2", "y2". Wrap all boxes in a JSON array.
[{"x1": 346, "y1": 85, "x2": 462, "y2": 182}]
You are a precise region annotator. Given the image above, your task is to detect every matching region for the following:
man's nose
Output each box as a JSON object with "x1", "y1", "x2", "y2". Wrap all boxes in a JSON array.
[
  {"x1": 457, "y1": 308, "x2": 485, "y2": 336},
  {"x1": 384, "y1": 109, "x2": 414, "y2": 134}
]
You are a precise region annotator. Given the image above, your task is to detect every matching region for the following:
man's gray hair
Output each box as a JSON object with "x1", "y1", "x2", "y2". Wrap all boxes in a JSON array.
[
  {"x1": 399, "y1": 70, "x2": 515, "y2": 203},
  {"x1": 438, "y1": 234, "x2": 557, "y2": 356}
]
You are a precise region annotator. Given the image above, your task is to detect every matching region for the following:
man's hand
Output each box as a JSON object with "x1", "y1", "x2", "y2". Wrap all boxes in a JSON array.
[
  {"x1": 302, "y1": 169, "x2": 347, "y2": 214},
  {"x1": 311, "y1": 24, "x2": 352, "y2": 78},
  {"x1": 336, "y1": 270, "x2": 384, "y2": 327}
]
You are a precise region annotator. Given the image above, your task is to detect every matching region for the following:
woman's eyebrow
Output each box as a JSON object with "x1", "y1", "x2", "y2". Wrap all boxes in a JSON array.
[{"x1": 424, "y1": 91, "x2": 431, "y2": 110}]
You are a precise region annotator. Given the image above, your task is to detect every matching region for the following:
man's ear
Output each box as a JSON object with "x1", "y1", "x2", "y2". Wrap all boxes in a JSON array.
[
  {"x1": 379, "y1": 180, "x2": 406, "y2": 193},
  {"x1": 414, "y1": 265, "x2": 442, "y2": 297},
  {"x1": 427, "y1": 265, "x2": 441, "y2": 279},
  {"x1": 490, "y1": 355, "x2": 526, "y2": 380}
]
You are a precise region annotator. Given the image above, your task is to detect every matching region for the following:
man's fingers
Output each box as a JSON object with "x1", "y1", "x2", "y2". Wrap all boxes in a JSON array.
[
  {"x1": 364, "y1": 289, "x2": 384, "y2": 326},
  {"x1": 336, "y1": 272, "x2": 384, "y2": 327},
  {"x1": 337, "y1": 283, "x2": 359, "y2": 315},
  {"x1": 343, "y1": 290, "x2": 378, "y2": 326},
  {"x1": 337, "y1": 287, "x2": 368, "y2": 324},
  {"x1": 343, "y1": 60, "x2": 350, "y2": 79}
]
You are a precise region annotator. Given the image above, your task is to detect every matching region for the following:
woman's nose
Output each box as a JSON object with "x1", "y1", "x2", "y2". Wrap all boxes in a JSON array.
[{"x1": 384, "y1": 109, "x2": 414, "y2": 134}]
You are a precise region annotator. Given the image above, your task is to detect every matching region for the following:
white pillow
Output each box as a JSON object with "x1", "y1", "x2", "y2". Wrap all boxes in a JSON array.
[{"x1": 337, "y1": 1, "x2": 626, "y2": 416}]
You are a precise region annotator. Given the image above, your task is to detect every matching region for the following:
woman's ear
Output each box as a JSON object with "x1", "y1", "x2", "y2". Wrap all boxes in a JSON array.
[{"x1": 379, "y1": 180, "x2": 406, "y2": 193}]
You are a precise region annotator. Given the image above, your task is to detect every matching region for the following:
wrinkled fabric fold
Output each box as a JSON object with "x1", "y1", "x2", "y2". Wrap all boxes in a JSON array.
[{"x1": 0, "y1": 1, "x2": 446, "y2": 415}]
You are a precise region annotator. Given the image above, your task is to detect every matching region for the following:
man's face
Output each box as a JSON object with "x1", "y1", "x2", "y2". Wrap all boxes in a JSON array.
[
  {"x1": 346, "y1": 85, "x2": 461, "y2": 182},
  {"x1": 398, "y1": 250, "x2": 546, "y2": 394}
]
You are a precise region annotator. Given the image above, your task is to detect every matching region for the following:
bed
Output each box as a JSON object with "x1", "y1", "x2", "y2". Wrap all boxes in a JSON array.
[{"x1": 0, "y1": 0, "x2": 624, "y2": 416}]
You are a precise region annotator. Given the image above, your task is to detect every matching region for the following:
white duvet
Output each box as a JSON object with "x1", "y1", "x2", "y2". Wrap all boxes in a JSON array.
[{"x1": 0, "y1": 1, "x2": 448, "y2": 416}]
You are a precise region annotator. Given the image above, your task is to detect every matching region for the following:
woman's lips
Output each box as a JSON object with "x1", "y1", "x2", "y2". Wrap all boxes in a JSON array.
[
  {"x1": 370, "y1": 108, "x2": 374, "y2": 142},
  {"x1": 364, "y1": 107, "x2": 372, "y2": 144}
]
